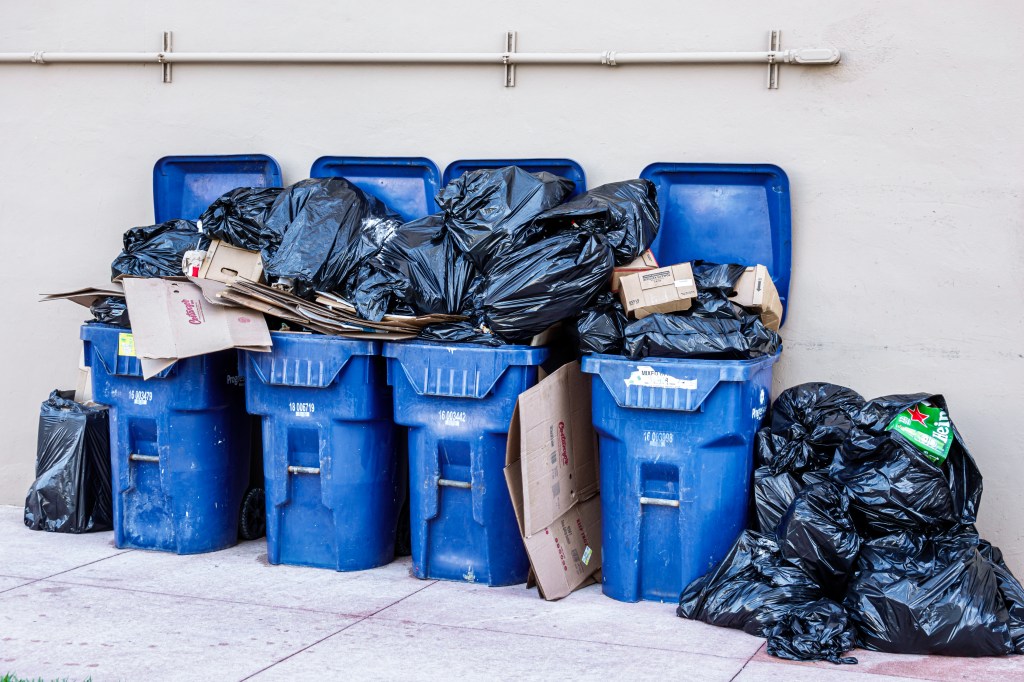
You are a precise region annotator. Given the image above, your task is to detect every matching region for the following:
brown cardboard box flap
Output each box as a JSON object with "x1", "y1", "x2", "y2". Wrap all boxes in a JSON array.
[
  {"x1": 728, "y1": 265, "x2": 783, "y2": 332},
  {"x1": 123, "y1": 278, "x2": 271, "y2": 378},
  {"x1": 197, "y1": 240, "x2": 264, "y2": 284},
  {"x1": 619, "y1": 262, "x2": 697, "y2": 320},
  {"x1": 610, "y1": 250, "x2": 659, "y2": 293},
  {"x1": 524, "y1": 496, "x2": 602, "y2": 601},
  {"x1": 504, "y1": 360, "x2": 601, "y2": 601}
]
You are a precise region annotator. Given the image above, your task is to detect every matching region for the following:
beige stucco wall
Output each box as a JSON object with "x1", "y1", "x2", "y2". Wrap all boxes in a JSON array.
[{"x1": 2, "y1": 1, "x2": 1022, "y2": 572}]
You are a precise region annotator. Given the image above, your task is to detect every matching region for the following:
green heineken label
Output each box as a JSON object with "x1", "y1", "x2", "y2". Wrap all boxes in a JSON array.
[{"x1": 887, "y1": 402, "x2": 952, "y2": 464}]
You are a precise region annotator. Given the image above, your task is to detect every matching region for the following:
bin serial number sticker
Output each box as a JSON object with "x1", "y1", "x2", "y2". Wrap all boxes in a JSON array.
[
  {"x1": 644, "y1": 431, "x2": 675, "y2": 447},
  {"x1": 625, "y1": 366, "x2": 697, "y2": 390},
  {"x1": 439, "y1": 410, "x2": 467, "y2": 427},
  {"x1": 117, "y1": 333, "x2": 136, "y2": 357},
  {"x1": 290, "y1": 402, "x2": 315, "y2": 418},
  {"x1": 128, "y1": 389, "x2": 152, "y2": 406}
]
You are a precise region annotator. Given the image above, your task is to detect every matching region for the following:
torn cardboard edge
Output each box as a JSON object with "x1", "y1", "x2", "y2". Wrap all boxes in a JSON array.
[
  {"x1": 505, "y1": 361, "x2": 602, "y2": 601},
  {"x1": 40, "y1": 283, "x2": 124, "y2": 309}
]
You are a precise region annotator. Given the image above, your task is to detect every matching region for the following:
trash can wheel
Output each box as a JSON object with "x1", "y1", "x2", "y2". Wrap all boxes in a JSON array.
[{"x1": 239, "y1": 487, "x2": 266, "y2": 541}]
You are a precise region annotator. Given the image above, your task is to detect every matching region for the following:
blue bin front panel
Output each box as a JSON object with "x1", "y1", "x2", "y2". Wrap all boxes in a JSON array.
[
  {"x1": 81, "y1": 324, "x2": 249, "y2": 555},
  {"x1": 582, "y1": 353, "x2": 777, "y2": 602},
  {"x1": 242, "y1": 333, "x2": 401, "y2": 572},
  {"x1": 383, "y1": 341, "x2": 547, "y2": 586}
]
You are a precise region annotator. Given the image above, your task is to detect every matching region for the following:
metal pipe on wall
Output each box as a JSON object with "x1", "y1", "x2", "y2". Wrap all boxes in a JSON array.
[{"x1": 0, "y1": 48, "x2": 840, "y2": 66}]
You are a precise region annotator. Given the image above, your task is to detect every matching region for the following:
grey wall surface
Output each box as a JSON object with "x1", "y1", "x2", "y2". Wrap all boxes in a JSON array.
[{"x1": 2, "y1": 2, "x2": 1022, "y2": 571}]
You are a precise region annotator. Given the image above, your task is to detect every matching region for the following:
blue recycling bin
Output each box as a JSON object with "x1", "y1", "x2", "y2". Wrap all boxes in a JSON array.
[
  {"x1": 241, "y1": 332, "x2": 401, "y2": 571},
  {"x1": 81, "y1": 323, "x2": 250, "y2": 554},
  {"x1": 383, "y1": 341, "x2": 547, "y2": 585},
  {"x1": 153, "y1": 154, "x2": 282, "y2": 223},
  {"x1": 578, "y1": 162, "x2": 792, "y2": 602},
  {"x1": 582, "y1": 353, "x2": 778, "y2": 602}
]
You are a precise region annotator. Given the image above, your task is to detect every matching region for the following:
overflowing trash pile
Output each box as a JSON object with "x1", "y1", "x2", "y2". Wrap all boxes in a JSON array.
[
  {"x1": 62, "y1": 166, "x2": 781, "y2": 360},
  {"x1": 678, "y1": 383, "x2": 1024, "y2": 663}
]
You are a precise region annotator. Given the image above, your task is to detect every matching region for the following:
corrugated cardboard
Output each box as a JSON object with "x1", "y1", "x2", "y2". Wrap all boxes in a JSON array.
[
  {"x1": 504, "y1": 361, "x2": 601, "y2": 600},
  {"x1": 197, "y1": 240, "x2": 264, "y2": 284},
  {"x1": 729, "y1": 264, "x2": 783, "y2": 331},
  {"x1": 610, "y1": 249, "x2": 659, "y2": 293},
  {"x1": 40, "y1": 283, "x2": 124, "y2": 308},
  {"x1": 122, "y1": 278, "x2": 271, "y2": 379},
  {"x1": 619, "y1": 262, "x2": 697, "y2": 319}
]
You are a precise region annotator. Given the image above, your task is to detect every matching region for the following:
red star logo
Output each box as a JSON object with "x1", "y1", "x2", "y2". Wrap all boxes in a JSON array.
[{"x1": 908, "y1": 405, "x2": 929, "y2": 426}]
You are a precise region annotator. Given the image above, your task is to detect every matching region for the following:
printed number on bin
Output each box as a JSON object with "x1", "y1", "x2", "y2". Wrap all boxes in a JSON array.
[
  {"x1": 438, "y1": 410, "x2": 467, "y2": 427},
  {"x1": 289, "y1": 402, "x2": 315, "y2": 418},
  {"x1": 128, "y1": 389, "x2": 152, "y2": 406},
  {"x1": 644, "y1": 431, "x2": 674, "y2": 447}
]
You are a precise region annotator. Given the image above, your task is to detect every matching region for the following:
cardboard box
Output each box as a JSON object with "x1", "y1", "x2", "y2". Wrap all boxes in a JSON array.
[
  {"x1": 618, "y1": 262, "x2": 697, "y2": 319},
  {"x1": 729, "y1": 265, "x2": 783, "y2": 331},
  {"x1": 197, "y1": 240, "x2": 263, "y2": 284},
  {"x1": 122, "y1": 278, "x2": 271, "y2": 379},
  {"x1": 40, "y1": 283, "x2": 124, "y2": 308},
  {"x1": 610, "y1": 250, "x2": 659, "y2": 293},
  {"x1": 505, "y1": 361, "x2": 601, "y2": 600}
]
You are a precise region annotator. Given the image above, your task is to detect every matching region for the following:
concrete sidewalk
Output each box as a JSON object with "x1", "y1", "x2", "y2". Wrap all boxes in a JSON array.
[{"x1": 1, "y1": 506, "x2": 1020, "y2": 681}]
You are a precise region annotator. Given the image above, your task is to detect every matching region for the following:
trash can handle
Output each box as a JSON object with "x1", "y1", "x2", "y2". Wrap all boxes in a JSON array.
[
  {"x1": 129, "y1": 454, "x2": 159, "y2": 463},
  {"x1": 288, "y1": 466, "x2": 320, "y2": 475},
  {"x1": 640, "y1": 496, "x2": 680, "y2": 508},
  {"x1": 438, "y1": 478, "x2": 471, "y2": 489}
]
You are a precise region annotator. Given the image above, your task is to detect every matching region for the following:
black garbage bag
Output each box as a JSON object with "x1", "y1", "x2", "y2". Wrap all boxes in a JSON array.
[
  {"x1": 529, "y1": 180, "x2": 659, "y2": 265},
  {"x1": 766, "y1": 383, "x2": 865, "y2": 475},
  {"x1": 479, "y1": 230, "x2": 614, "y2": 343},
  {"x1": 261, "y1": 178, "x2": 402, "y2": 298},
  {"x1": 436, "y1": 167, "x2": 574, "y2": 269},
  {"x1": 197, "y1": 186, "x2": 283, "y2": 250},
  {"x1": 624, "y1": 312, "x2": 781, "y2": 360},
  {"x1": 845, "y1": 528, "x2": 1017, "y2": 656},
  {"x1": 764, "y1": 599, "x2": 859, "y2": 665},
  {"x1": 678, "y1": 530, "x2": 821, "y2": 636},
  {"x1": 753, "y1": 464, "x2": 803, "y2": 535},
  {"x1": 832, "y1": 394, "x2": 982, "y2": 535},
  {"x1": 110, "y1": 219, "x2": 207, "y2": 280},
  {"x1": 89, "y1": 296, "x2": 130, "y2": 328},
  {"x1": 572, "y1": 292, "x2": 628, "y2": 354},
  {"x1": 358, "y1": 214, "x2": 480, "y2": 319},
  {"x1": 777, "y1": 482, "x2": 861, "y2": 596},
  {"x1": 24, "y1": 390, "x2": 112, "y2": 533},
  {"x1": 417, "y1": 320, "x2": 508, "y2": 347},
  {"x1": 979, "y1": 540, "x2": 1024, "y2": 653}
]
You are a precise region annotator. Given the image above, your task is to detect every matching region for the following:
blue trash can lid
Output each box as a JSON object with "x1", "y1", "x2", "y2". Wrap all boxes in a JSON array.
[
  {"x1": 640, "y1": 163, "x2": 792, "y2": 326},
  {"x1": 443, "y1": 158, "x2": 587, "y2": 198},
  {"x1": 153, "y1": 154, "x2": 283, "y2": 223},
  {"x1": 310, "y1": 156, "x2": 442, "y2": 222}
]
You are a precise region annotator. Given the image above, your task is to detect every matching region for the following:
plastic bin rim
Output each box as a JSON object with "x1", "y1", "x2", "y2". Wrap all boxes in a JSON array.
[
  {"x1": 268, "y1": 330, "x2": 381, "y2": 355},
  {"x1": 382, "y1": 340, "x2": 547, "y2": 363},
  {"x1": 581, "y1": 349, "x2": 782, "y2": 371}
]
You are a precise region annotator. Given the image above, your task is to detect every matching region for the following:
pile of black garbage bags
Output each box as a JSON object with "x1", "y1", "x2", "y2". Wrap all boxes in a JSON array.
[
  {"x1": 679, "y1": 383, "x2": 1024, "y2": 663},
  {"x1": 104, "y1": 167, "x2": 779, "y2": 359},
  {"x1": 572, "y1": 261, "x2": 780, "y2": 360}
]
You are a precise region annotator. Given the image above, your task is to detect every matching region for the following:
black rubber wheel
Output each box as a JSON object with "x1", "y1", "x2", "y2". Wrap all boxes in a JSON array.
[{"x1": 239, "y1": 487, "x2": 266, "y2": 541}]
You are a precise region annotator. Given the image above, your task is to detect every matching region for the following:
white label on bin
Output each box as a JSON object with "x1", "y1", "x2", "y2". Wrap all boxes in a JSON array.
[
  {"x1": 751, "y1": 388, "x2": 768, "y2": 420},
  {"x1": 625, "y1": 366, "x2": 697, "y2": 390},
  {"x1": 644, "y1": 431, "x2": 674, "y2": 447},
  {"x1": 439, "y1": 409, "x2": 467, "y2": 427},
  {"x1": 290, "y1": 402, "x2": 315, "y2": 418},
  {"x1": 128, "y1": 389, "x2": 152, "y2": 406}
]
